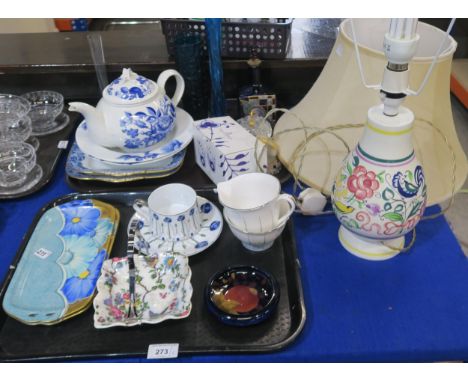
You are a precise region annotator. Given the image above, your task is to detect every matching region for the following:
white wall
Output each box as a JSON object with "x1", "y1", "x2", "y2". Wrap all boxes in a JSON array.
[{"x1": 0, "y1": 19, "x2": 57, "y2": 33}]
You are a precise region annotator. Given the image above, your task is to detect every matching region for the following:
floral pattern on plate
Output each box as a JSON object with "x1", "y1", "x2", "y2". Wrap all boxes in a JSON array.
[
  {"x1": 93, "y1": 253, "x2": 192, "y2": 328},
  {"x1": 57, "y1": 200, "x2": 119, "y2": 307},
  {"x1": 65, "y1": 142, "x2": 186, "y2": 182},
  {"x1": 2, "y1": 199, "x2": 119, "y2": 325},
  {"x1": 130, "y1": 196, "x2": 223, "y2": 257}
]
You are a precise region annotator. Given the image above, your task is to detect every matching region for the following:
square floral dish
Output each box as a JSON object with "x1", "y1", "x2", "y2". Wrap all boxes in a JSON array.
[{"x1": 93, "y1": 253, "x2": 192, "y2": 328}]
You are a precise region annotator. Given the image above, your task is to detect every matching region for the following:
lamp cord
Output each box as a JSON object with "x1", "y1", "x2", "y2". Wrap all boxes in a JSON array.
[{"x1": 254, "y1": 108, "x2": 462, "y2": 253}]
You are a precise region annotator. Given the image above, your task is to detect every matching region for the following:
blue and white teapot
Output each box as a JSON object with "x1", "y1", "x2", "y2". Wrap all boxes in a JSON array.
[{"x1": 69, "y1": 68, "x2": 184, "y2": 152}]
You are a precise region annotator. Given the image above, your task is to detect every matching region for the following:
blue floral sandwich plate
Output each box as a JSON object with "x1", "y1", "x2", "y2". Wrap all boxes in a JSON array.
[
  {"x1": 65, "y1": 142, "x2": 186, "y2": 183},
  {"x1": 130, "y1": 196, "x2": 223, "y2": 257},
  {"x1": 2, "y1": 199, "x2": 119, "y2": 325},
  {"x1": 75, "y1": 108, "x2": 193, "y2": 165}
]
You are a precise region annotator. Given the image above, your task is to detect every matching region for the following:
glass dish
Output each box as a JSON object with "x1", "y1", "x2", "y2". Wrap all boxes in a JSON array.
[
  {"x1": 30, "y1": 112, "x2": 69, "y2": 137},
  {"x1": 0, "y1": 94, "x2": 31, "y2": 128},
  {"x1": 0, "y1": 141, "x2": 36, "y2": 187},
  {"x1": 0, "y1": 164, "x2": 43, "y2": 196},
  {"x1": 1, "y1": 116, "x2": 40, "y2": 151},
  {"x1": 21, "y1": 90, "x2": 64, "y2": 133},
  {"x1": 1, "y1": 115, "x2": 32, "y2": 141}
]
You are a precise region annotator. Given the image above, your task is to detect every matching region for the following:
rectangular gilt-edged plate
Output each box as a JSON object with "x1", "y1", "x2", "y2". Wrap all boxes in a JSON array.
[{"x1": 2, "y1": 199, "x2": 119, "y2": 325}]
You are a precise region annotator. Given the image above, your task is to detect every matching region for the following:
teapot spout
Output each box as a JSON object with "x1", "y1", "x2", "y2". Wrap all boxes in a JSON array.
[
  {"x1": 69, "y1": 102, "x2": 102, "y2": 127},
  {"x1": 68, "y1": 102, "x2": 107, "y2": 144}
]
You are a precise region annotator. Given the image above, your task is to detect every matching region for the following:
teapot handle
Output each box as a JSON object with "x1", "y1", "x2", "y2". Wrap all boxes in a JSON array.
[{"x1": 157, "y1": 69, "x2": 185, "y2": 106}]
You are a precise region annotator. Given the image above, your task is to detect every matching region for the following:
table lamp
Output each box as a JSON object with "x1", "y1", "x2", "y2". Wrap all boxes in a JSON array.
[
  {"x1": 275, "y1": 19, "x2": 467, "y2": 205},
  {"x1": 274, "y1": 18, "x2": 468, "y2": 260}
]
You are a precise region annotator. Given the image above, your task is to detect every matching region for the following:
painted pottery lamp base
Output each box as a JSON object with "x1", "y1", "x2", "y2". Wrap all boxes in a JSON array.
[{"x1": 338, "y1": 226, "x2": 404, "y2": 261}]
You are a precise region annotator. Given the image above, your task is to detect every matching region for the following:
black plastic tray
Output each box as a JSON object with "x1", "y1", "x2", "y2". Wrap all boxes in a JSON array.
[
  {"x1": 0, "y1": 112, "x2": 77, "y2": 200},
  {"x1": 0, "y1": 190, "x2": 305, "y2": 362}
]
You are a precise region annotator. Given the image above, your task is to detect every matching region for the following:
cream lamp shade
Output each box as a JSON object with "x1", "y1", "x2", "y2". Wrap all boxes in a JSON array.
[{"x1": 275, "y1": 18, "x2": 468, "y2": 206}]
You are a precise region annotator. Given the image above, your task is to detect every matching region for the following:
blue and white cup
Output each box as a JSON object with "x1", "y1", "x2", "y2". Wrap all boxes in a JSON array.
[{"x1": 133, "y1": 183, "x2": 202, "y2": 242}]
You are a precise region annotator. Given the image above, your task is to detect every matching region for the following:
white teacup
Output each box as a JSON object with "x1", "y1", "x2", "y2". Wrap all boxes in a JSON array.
[
  {"x1": 133, "y1": 183, "x2": 201, "y2": 242},
  {"x1": 224, "y1": 210, "x2": 289, "y2": 252},
  {"x1": 217, "y1": 173, "x2": 296, "y2": 233}
]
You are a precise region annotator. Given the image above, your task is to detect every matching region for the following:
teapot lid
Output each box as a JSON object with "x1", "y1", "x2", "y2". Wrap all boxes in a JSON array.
[{"x1": 103, "y1": 68, "x2": 157, "y2": 104}]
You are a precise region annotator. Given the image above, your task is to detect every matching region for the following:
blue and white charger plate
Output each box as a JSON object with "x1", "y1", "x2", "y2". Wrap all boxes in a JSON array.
[
  {"x1": 75, "y1": 107, "x2": 193, "y2": 165},
  {"x1": 66, "y1": 142, "x2": 186, "y2": 182},
  {"x1": 129, "y1": 196, "x2": 223, "y2": 257}
]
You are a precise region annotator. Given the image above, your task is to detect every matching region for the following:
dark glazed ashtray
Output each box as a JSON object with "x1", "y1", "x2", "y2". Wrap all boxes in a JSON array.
[{"x1": 205, "y1": 265, "x2": 280, "y2": 327}]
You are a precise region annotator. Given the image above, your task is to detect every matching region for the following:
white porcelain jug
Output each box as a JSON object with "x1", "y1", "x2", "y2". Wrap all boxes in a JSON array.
[
  {"x1": 69, "y1": 68, "x2": 184, "y2": 152},
  {"x1": 217, "y1": 173, "x2": 296, "y2": 233}
]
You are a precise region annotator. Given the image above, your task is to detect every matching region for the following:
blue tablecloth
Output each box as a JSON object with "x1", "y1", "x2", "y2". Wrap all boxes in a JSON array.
[{"x1": 1, "y1": 149, "x2": 468, "y2": 362}]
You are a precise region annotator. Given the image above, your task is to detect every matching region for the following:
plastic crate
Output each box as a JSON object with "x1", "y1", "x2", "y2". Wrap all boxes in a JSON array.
[{"x1": 161, "y1": 18, "x2": 292, "y2": 59}]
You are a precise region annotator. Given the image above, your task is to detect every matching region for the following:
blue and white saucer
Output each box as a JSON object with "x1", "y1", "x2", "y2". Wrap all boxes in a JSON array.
[
  {"x1": 129, "y1": 196, "x2": 223, "y2": 257},
  {"x1": 75, "y1": 107, "x2": 193, "y2": 165}
]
